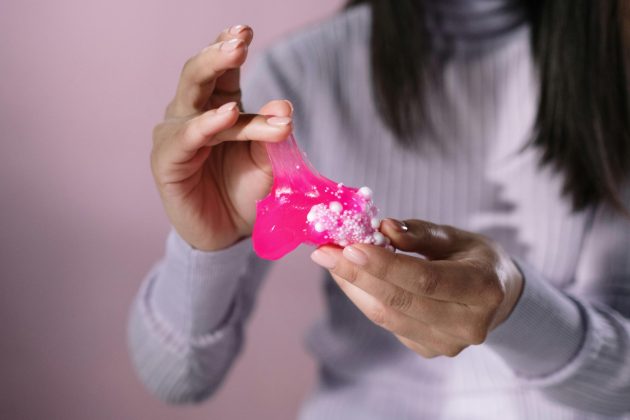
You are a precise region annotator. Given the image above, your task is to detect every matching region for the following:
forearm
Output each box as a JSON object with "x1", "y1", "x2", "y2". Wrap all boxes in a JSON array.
[
  {"x1": 128, "y1": 282, "x2": 244, "y2": 403},
  {"x1": 127, "y1": 230, "x2": 267, "y2": 403},
  {"x1": 486, "y1": 260, "x2": 630, "y2": 415},
  {"x1": 150, "y1": 230, "x2": 252, "y2": 338}
]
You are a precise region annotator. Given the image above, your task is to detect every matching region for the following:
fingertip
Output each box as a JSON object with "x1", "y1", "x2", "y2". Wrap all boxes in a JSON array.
[
  {"x1": 217, "y1": 25, "x2": 254, "y2": 48},
  {"x1": 285, "y1": 100, "x2": 294, "y2": 115},
  {"x1": 262, "y1": 116, "x2": 294, "y2": 143},
  {"x1": 217, "y1": 101, "x2": 239, "y2": 114},
  {"x1": 379, "y1": 219, "x2": 415, "y2": 252},
  {"x1": 228, "y1": 24, "x2": 247, "y2": 35},
  {"x1": 189, "y1": 105, "x2": 239, "y2": 141},
  {"x1": 236, "y1": 25, "x2": 254, "y2": 44},
  {"x1": 266, "y1": 116, "x2": 292, "y2": 127},
  {"x1": 379, "y1": 219, "x2": 404, "y2": 241},
  {"x1": 259, "y1": 99, "x2": 293, "y2": 117},
  {"x1": 220, "y1": 38, "x2": 246, "y2": 53},
  {"x1": 383, "y1": 218, "x2": 408, "y2": 233},
  {"x1": 311, "y1": 248, "x2": 337, "y2": 269}
]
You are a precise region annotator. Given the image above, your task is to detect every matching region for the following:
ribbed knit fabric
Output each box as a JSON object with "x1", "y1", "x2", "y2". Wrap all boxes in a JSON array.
[{"x1": 128, "y1": 3, "x2": 630, "y2": 418}]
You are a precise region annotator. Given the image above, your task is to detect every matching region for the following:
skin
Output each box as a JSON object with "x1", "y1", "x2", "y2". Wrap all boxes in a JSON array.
[
  {"x1": 152, "y1": 25, "x2": 524, "y2": 358},
  {"x1": 151, "y1": 25, "x2": 294, "y2": 251},
  {"x1": 311, "y1": 219, "x2": 524, "y2": 358}
]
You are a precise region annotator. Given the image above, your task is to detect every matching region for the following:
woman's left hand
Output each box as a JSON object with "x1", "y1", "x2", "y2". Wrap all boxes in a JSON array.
[{"x1": 310, "y1": 218, "x2": 524, "y2": 358}]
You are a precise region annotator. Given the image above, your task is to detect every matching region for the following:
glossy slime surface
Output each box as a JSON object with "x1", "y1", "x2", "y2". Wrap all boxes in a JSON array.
[{"x1": 253, "y1": 134, "x2": 387, "y2": 260}]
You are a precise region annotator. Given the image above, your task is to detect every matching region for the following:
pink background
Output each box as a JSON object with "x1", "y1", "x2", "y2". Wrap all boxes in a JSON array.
[{"x1": 0, "y1": 0, "x2": 343, "y2": 419}]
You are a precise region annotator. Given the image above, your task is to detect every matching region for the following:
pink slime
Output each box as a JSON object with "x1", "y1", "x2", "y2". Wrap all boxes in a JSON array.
[{"x1": 253, "y1": 134, "x2": 386, "y2": 260}]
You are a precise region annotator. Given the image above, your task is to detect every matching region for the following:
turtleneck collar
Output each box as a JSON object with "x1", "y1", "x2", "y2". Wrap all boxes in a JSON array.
[{"x1": 422, "y1": 0, "x2": 528, "y2": 54}]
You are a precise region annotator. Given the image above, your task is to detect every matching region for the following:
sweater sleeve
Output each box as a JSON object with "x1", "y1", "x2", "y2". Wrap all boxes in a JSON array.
[
  {"x1": 127, "y1": 230, "x2": 271, "y2": 403},
  {"x1": 486, "y1": 183, "x2": 630, "y2": 416},
  {"x1": 127, "y1": 44, "x2": 308, "y2": 404}
]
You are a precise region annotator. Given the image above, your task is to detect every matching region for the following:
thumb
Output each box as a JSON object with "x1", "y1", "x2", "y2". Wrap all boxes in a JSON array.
[{"x1": 380, "y1": 218, "x2": 471, "y2": 260}]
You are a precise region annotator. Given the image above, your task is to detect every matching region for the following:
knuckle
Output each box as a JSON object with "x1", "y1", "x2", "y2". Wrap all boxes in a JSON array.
[
  {"x1": 152, "y1": 123, "x2": 166, "y2": 145},
  {"x1": 463, "y1": 326, "x2": 488, "y2": 345},
  {"x1": 164, "y1": 100, "x2": 179, "y2": 119},
  {"x1": 367, "y1": 305, "x2": 388, "y2": 328},
  {"x1": 417, "y1": 348, "x2": 438, "y2": 359},
  {"x1": 416, "y1": 268, "x2": 439, "y2": 296},
  {"x1": 386, "y1": 290, "x2": 413, "y2": 312},
  {"x1": 337, "y1": 263, "x2": 360, "y2": 284},
  {"x1": 374, "y1": 256, "x2": 394, "y2": 280},
  {"x1": 486, "y1": 284, "x2": 505, "y2": 306},
  {"x1": 459, "y1": 311, "x2": 492, "y2": 344},
  {"x1": 182, "y1": 56, "x2": 197, "y2": 75},
  {"x1": 182, "y1": 119, "x2": 201, "y2": 143},
  {"x1": 444, "y1": 345, "x2": 466, "y2": 358}
]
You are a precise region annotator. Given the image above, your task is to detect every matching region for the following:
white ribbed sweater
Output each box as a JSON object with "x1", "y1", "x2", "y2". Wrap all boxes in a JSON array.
[{"x1": 128, "y1": 4, "x2": 630, "y2": 419}]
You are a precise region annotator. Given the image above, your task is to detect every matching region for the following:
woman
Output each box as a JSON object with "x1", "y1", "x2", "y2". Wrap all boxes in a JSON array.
[{"x1": 129, "y1": 0, "x2": 630, "y2": 418}]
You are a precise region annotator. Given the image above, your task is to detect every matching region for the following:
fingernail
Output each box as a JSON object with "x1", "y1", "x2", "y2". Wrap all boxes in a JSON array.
[
  {"x1": 267, "y1": 116, "x2": 292, "y2": 126},
  {"x1": 311, "y1": 249, "x2": 337, "y2": 269},
  {"x1": 229, "y1": 25, "x2": 247, "y2": 35},
  {"x1": 284, "y1": 100, "x2": 294, "y2": 115},
  {"x1": 217, "y1": 101, "x2": 238, "y2": 113},
  {"x1": 343, "y1": 246, "x2": 368, "y2": 266},
  {"x1": 220, "y1": 38, "x2": 243, "y2": 52},
  {"x1": 386, "y1": 218, "x2": 408, "y2": 233}
]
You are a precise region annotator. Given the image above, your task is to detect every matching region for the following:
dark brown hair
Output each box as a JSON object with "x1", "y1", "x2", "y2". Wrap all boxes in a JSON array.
[{"x1": 347, "y1": 0, "x2": 630, "y2": 213}]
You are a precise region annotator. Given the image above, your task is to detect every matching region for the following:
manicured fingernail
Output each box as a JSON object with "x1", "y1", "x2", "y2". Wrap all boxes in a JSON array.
[
  {"x1": 220, "y1": 38, "x2": 243, "y2": 51},
  {"x1": 229, "y1": 25, "x2": 247, "y2": 35},
  {"x1": 386, "y1": 218, "x2": 408, "y2": 233},
  {"x1": 217, "y1": 101, "x2": 237, "y2": 113},
  {"x1": 284, "y1": 100, "x2": 294, "y2": 115},
  {"x1": 311, "y1": 249, "x2": 337, "y2": 269},
  {"x1": 343, "y1": 246, "x2": 368, "y2": 266},
  {"x1": 267, "y1": 116, "x2": 292, "y2": 126}
]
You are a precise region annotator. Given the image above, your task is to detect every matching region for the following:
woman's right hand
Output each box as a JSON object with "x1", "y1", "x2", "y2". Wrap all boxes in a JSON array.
[{"x1": 151, "y1": 25, "x2": 293, "y2": 251}]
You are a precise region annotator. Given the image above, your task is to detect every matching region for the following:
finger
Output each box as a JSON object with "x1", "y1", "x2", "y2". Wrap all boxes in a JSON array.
[
  {"x1": 168, "y1": 26, "x2": 252, "y2": 117},
  {"x1": 211, "y1": 113, "x2": 293, "y2": 145},
  {"x1": 316, "y1": 244, "x2": 486, "y2": 304},
  {"x1": 212, "y1": 97, "x2": 293, "y2": 143},
  {"x1": 381, "y1": 218, "x2": 474, "y2": 260},
  {"x1": 156, "y1": 99, "x2": 293, "y2": 170},
  {"x1": 247, "y1": 99, "x2": 294, "y2": 173},
  {"x1": 208, "y1": 98, "x2": 293, "y2": 146},
  {"x1": 212, "y1": 25, "x2": 254, "y2": 107},
  {"x1": 152, "y1": 101, "x2": 241, "y2": 179},
  {"x1": 330, "y1": 273, "x2": 466, "y2": 357},
  {"x1": 257, "y1": 99, "x2": 293, "y2": 118},
  {"x1": 311, "y1": 248, "x2": 469, "y2": 327}
]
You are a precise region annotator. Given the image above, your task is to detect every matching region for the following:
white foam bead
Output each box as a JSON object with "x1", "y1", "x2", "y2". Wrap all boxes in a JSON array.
[
  {"x1": 373, "y1": 231, "x2": 385, "y2": 246},
  {"x1": 314, "y1": 222, "x2": 325, "y2": 232},
  {"x1": 370, "y1": 217, "x2": 381, "y2": 229},
  {"x1": 358, "y1": 186, "x2": 373, "y2": 198},
  {"x1": 329, "y1": 201, "x2": 343, "y2": 213},
  {"x1": 306, "y1": 207, "x2": 317, "y2": 222},
  {"x1": 338, "y1": 240, "x2": 348, "y2": 247}
]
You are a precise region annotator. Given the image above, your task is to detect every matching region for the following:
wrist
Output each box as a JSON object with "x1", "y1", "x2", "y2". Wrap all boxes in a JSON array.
[{"x1": 492, "y1": 257, "x2": 525, "y2": 329}]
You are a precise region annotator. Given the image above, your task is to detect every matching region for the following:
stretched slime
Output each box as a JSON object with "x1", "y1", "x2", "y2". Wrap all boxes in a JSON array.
[{"x1": 253, "y1": 134, "x2": 387, "y2": 260}]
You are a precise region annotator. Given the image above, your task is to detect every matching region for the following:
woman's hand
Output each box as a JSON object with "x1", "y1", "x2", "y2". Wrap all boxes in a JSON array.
[
  {"x1": 310, "y1": 219, "x2": 524, "y2": 358},
  {"x1": 151, "y1": 25, "x2": 294, "y2": 251}
]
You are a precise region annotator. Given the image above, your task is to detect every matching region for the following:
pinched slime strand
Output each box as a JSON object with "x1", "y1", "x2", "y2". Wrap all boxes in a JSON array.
[{"x1": 253, "y1": 134, "x2": 389, "y2": 260}]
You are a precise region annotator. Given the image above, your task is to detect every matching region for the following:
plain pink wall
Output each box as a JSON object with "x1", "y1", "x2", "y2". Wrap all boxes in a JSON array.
[{"x1": 0, "y1": 0, "x2": 343, "y2": 419}]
